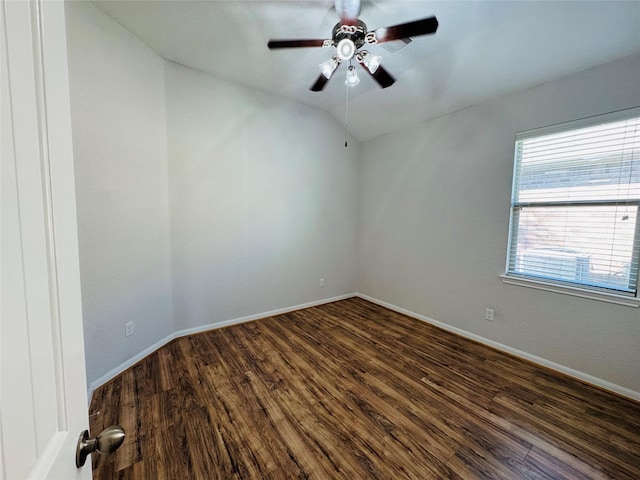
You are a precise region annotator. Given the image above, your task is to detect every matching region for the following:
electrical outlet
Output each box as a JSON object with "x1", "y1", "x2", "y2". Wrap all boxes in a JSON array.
[
  {"x1": 319, "y1": 278, "x2": 325, "y2": 287},
  {"x1": 485, "y1": 308, "x2": 495, "y2": 322},
  {"x1": 125, "y1": 321, "x2": 134, "y2": 337}
]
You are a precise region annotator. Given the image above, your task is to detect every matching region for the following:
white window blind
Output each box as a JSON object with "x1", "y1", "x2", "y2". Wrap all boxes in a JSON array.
[{"x1": 506, "y1": 108, "x2": 640, "y2": 296}]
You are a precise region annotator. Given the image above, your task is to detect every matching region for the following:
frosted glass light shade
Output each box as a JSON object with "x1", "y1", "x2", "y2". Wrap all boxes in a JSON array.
[
  {"x1": 363, "y1": 53, "x2": 381, "y2": 74},
  {"x1": 336, "y1": 38, "x2": 356, "y2": 60},
  {"x1": 319, "y1": 57, "x2": 339, "y2": 79},
  {"x1": 345, "y1": 65, "x2": 360, "y2": 86}
]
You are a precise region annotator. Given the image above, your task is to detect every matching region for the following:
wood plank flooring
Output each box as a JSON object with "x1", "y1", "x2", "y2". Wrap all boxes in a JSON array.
[{"x1": 89, "y1": 297, "x2": 640, "y2": 479}]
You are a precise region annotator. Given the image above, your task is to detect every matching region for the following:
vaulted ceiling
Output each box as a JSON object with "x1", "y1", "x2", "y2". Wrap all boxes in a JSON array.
[{"x1": 93, "y1": 0, "x2": 640, "y2": 141}]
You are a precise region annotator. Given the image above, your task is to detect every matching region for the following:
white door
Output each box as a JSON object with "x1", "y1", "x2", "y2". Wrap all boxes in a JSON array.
[{"x1": 1, "y1": 0, "x2": 92, "y2": 478}]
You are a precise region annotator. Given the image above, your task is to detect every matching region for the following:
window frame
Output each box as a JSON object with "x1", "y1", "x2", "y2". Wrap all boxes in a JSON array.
[{"x1": 502, "y1": 108, "x2": 640, "y2": 308}]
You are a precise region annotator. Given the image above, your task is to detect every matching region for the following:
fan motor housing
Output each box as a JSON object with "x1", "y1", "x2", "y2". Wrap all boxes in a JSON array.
[{"x1": 332, "y1": 20, "x2": 367, "y2": 49}]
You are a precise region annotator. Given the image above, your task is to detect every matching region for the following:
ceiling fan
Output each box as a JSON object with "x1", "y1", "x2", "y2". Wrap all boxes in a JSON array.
[{"x1": 267, "y1": 0, "x2": 438, "y2": 91}]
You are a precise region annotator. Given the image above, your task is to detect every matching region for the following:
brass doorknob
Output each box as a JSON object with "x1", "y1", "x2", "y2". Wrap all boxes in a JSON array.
[{"x1": 75, "y1": 425, "x2": 125, "y2": 467}]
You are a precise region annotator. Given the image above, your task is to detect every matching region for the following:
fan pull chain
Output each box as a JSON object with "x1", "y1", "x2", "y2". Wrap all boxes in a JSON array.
[{"x1": 344, "y1": 79, "x2": 349, "y2": 147}]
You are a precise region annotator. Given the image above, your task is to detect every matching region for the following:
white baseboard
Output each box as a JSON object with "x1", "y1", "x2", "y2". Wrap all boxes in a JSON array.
[
  {"x1": 87, "y1": 333, "x2": 173, "y2": 404},
  {"x1": 87, "y1": 293, "x2": 357, "y2": 403},
  {"x1": 172, "y1": 292, "x2": 356, "y2": 338},
  {"x1": 88, "y1": 292, "x2": 639, "y2": 404},
  {"x1": 356, "y1": 293, "x2": 640, "y2": 402}
]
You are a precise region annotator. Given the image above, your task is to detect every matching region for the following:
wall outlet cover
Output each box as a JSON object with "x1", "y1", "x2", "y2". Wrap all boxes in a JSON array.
[{"x1": 125, "y1": 321, "x2": 134, "y2": 337}]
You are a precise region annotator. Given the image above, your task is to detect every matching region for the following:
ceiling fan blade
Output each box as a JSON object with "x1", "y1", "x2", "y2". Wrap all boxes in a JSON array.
[
  {"x1": 268, "y1": 39, "x2": 327, "y2": 49},
  {"x1": 334, "y1": 0, "x2": 361, "y2": 25},
  {"x1": 359, "y1": 63, "x2": 395, "y2": 88},
  {"x1": 373, "y1": 16, "x2": 438, "y2": 43},
  {"x1": 310, "y1": 74, "x2": 331, "y2": 92}
]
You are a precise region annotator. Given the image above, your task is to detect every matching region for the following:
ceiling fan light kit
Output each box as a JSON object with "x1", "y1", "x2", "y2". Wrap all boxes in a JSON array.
[{"x1": 267, "y1": 0, "x2": 439, "y2": 92}]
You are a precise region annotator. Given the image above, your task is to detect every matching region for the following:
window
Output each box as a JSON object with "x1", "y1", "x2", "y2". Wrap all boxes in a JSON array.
[{"x1": 505, "y1": 108, "x2": 640, "y2": 301}]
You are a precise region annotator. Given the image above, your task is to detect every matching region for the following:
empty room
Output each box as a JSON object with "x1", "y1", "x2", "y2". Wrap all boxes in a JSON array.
[{"x1": 2, "y1": 0, "x2": 640, "y2": 479}]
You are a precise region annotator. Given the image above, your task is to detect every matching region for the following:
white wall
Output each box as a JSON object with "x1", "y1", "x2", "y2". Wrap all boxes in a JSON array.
[
  {"x1": 66, "y1": 2, "x2": 174, "y2": 384},
  {"x1": 358, "y1": 54, "x2": 640, "y2": 393},
  {"x1": 165, "y1": 63, "x2": 358, "y2": 330}
]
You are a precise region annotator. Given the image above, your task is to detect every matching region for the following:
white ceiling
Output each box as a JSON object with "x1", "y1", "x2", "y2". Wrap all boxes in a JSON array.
[{"x1": 93, "y1": 0, "x2": 640, "y2": 141}]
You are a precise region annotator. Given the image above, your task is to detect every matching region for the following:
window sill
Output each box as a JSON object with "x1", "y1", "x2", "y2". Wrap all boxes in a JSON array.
[{"x1": 500, "y1": 275, "x2": 639, "y2": 308}]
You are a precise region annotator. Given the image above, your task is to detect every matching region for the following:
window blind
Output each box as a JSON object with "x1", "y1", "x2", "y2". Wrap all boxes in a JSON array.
[{"x1": 506, "y1": 108, "x2": 640, "y2": 296}]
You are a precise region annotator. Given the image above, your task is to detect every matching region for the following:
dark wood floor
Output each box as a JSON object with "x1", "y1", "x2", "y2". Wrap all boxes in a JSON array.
[{"x1": 89, "y1": 297, "x2": 640, "y2": 479}]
